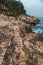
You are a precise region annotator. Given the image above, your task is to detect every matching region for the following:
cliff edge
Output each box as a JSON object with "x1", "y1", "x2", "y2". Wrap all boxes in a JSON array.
[{"x1": 0, "y1": 14, "x2": 43, "y2": 65}]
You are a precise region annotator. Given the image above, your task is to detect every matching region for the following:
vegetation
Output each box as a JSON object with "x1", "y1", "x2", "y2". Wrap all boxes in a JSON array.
[{"x1": 0, "y1": 0, "x2": 26, "y2": 17}]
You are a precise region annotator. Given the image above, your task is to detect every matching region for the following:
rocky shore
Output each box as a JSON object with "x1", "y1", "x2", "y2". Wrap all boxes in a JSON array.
[{"x1": 0, "y1": 14, "x2": 43, "y2": 65}]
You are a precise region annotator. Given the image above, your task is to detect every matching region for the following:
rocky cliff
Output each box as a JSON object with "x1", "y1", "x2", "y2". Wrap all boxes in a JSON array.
[{"x1": 0, "y1": 14, "x2": 43, "y2": 65}]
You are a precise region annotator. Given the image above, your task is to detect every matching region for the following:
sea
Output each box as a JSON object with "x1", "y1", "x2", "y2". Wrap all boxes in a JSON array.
[{"x1": 32, "y1": 17, "x2": 43, "y2": 34}]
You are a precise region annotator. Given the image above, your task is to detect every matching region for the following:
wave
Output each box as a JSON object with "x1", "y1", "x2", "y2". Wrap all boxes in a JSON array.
[
  {"x1": 32, "y1": 17, "x2": 43, "y2": 34},
  {"x1": 32, "y1": 28, "x2": 43, "y2": 34}
]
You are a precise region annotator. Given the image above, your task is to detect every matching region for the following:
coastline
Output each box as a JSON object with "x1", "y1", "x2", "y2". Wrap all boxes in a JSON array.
[
  {"x1": 32, "y1": 17, "x2": 43, "y2": 34},
  {"x1": 0, "y1": 14, "x2": 43, "y2": 65}
]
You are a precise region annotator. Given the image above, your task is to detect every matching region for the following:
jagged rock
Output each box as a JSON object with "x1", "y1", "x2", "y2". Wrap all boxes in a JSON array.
[
  {"x1": 0, "y1": 14, "x2": 43, "y2": 65},
  {"x1": 19, "y1": 14, "x2": 40, "y2": 25}
]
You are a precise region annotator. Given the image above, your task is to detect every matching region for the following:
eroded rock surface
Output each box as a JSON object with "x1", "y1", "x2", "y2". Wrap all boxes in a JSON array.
[{"x1": 0, "y1": 14, "x2": 43, "y2": 65}]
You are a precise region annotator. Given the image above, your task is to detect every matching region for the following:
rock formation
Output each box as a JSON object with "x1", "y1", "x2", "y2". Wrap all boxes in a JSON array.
[{"x1": 0, "y1": 14, "x2": 43, "y2": 65}]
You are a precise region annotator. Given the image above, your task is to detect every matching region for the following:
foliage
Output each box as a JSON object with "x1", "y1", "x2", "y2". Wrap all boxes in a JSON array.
[{"x1": 0, "y1": 0, "x2": 26, "y2": 17}]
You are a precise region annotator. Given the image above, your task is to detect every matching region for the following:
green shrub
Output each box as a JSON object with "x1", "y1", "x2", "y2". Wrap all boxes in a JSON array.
[{"x1": 0, "y1": 0, "x2": 26, "y2": 17}]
